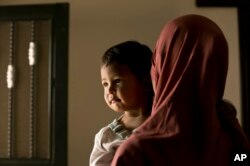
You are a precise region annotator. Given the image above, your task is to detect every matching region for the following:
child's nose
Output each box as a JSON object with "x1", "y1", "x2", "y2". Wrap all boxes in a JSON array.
[{"x1": 108, "y1": 85, "x2": 116, "y2": 94}]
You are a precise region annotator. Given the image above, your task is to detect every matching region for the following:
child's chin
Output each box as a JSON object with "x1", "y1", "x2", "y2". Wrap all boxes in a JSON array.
[{"x1": 112, "y1": 107, "x2": 124, "y2": 113}]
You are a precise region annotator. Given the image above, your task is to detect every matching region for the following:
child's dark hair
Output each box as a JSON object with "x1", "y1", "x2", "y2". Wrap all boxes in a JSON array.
[{"x1": 102, "y1": 40, "x2": 152, "y2": 81}]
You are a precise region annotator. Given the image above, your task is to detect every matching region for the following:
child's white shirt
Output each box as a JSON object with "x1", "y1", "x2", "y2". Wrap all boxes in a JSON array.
[{"x1": 89, "y1": 116, "x2": 133, "y2": 166}]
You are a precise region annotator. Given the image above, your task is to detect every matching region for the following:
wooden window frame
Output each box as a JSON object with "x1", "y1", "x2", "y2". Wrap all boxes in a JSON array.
[{"x1": 0, "y1": 3, "x2": 69, "y2": 166}]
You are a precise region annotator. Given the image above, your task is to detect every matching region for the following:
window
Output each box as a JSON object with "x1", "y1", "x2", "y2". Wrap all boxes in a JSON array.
[{"x1": 0, "y1": 3, "x2": 69, "y2": 166}]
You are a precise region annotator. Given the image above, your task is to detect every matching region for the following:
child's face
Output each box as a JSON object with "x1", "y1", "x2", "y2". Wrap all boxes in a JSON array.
[{"x1": 101, "y1": 63, "x2": 145, "y2": 113}]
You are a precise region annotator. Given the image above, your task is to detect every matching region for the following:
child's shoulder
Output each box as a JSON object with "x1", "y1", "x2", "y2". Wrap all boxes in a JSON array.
[
  {"x1": 96, "y1": 124, "x2": 113, "y2": 138},
  {"x1": 95, "y1": 117, "x2": 120, "y2": 135},
  {"x1": 94, "y1": 118, "x2": 122, "y2": 144},
  {"x1": 95, "y1": 115, "x2": 128, "y2": 140},
  {"x1": 108, "y1": 116, "x2": 132, "y2": 139}
]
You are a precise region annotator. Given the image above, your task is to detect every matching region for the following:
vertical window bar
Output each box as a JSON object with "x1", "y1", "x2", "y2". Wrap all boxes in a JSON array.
[
  {"x1": 29, "y1": 20, "x2": 37, "y2": 158},
  {"x1": 7, "y1": 21, "x2": 15, "y2": 159}
]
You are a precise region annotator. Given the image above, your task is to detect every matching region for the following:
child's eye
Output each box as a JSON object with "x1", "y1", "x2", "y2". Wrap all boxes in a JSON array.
[
  {"x1": 114, "y1": 79, "x2": 121, "y2": 84},
  {"x1": 102, "y1": 82, "x2": 108, "y2": 87}
]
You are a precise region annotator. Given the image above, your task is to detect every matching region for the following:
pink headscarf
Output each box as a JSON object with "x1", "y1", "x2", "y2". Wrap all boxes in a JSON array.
[{"x1": 111, "y1": 14, "x2": 249, "y2": 166}]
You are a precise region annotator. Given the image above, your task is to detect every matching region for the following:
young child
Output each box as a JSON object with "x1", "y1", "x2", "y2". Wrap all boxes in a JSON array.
[{"x1": 89, "y1": 41, "x2": 153, "y2": 166}]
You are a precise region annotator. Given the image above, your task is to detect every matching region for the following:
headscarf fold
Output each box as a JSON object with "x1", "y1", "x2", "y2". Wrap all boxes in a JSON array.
[{"x1": 111, "y1": 14, "x2": 249, "y2": 166}]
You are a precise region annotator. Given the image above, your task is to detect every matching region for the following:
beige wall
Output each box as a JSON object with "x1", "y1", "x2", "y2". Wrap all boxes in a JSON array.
[{"x1": 0, "y1": 0, "x2": 241, "y2": 165}]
